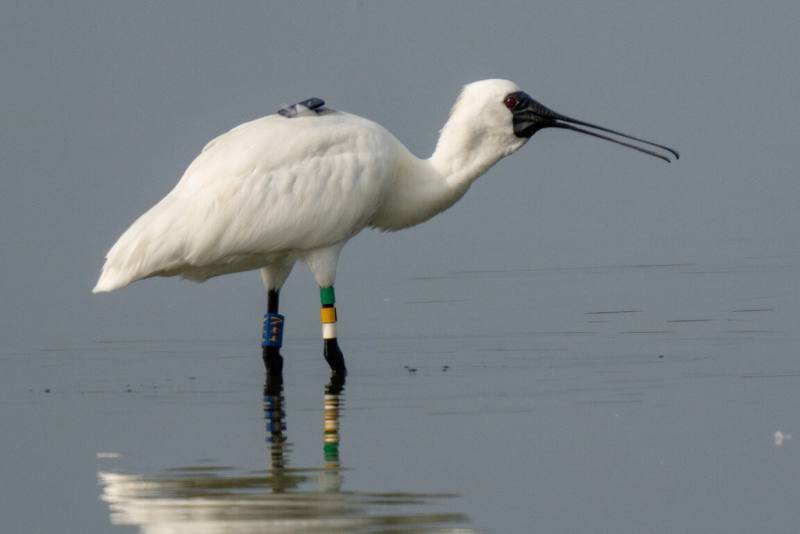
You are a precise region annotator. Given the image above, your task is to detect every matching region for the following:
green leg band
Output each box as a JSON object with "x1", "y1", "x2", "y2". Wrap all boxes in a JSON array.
[{"x1": 320, "y1": 286, "x2": 336, "y2": 306}]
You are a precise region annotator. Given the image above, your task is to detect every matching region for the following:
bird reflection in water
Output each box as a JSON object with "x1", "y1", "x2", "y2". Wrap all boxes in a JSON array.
[{"x1": 99, "y1": 373, "x2": 470, "y2": 532}]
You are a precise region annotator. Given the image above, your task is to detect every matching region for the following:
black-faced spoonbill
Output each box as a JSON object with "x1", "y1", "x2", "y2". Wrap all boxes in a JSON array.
[{"x1": 93, "y1": 79, "x2": 678, "y2": 377}]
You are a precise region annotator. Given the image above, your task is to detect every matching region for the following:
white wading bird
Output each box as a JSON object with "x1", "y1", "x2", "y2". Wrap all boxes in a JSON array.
[{"x1": 94, "y1": 79, "x2": 678, "y2": 377}]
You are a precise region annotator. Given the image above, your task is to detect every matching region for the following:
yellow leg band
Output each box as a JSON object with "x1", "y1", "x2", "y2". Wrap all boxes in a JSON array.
[{"x1": 320, "y1": 307, "x2": 337, "y2": 324}]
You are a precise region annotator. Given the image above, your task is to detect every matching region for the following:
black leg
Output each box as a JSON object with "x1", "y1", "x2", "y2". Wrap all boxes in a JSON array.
[
  {"x1": 262, "y1": 289, "x2": 284, "y2": 376},
  {"x1": 325, "y1": 370, "x2": 346, "y2": 395},
  {"x1": 324, "y1": 338, "x2": 347, "y2": 375}
]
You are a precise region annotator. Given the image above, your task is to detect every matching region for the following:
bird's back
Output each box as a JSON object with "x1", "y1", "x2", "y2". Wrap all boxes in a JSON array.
[{"x1": 94, "y1": 109, "x2": 403, "y2": 292}]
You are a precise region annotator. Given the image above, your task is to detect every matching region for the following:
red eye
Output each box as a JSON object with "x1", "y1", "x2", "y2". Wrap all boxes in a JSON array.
[{"x1": 503, "y1": 94, "x2": 519, "y2": 110}]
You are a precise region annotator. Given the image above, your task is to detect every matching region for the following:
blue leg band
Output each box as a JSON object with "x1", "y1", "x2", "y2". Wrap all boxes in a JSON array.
[{"x1": 262, "y1": 313, "x2": 285, "y2": 348}]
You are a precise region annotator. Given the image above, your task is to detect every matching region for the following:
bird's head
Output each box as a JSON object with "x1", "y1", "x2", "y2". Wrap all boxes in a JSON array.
[{"x1": 444, "y1": 79, "x2": 678, "y2": 163}]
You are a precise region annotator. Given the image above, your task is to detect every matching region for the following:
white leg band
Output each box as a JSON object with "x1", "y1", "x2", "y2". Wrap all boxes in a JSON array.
[{"x1": 322, "y1": 322, "x2": 337, "y2": 340}]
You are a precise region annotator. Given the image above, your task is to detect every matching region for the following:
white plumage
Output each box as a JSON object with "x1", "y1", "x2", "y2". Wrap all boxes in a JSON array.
[
  {"x1": 94, "y1": 78, "x2": 676, "y2": 295},
  {"x1": 94, "y1": 80, "x2": 530, "y2": 292}
]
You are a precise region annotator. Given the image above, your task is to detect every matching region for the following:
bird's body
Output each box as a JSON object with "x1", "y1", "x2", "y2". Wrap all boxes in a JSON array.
[
  {"x1": 93, "y1": 92, "x2": 505, "y2": 292},
  {"x1": 95, "y1": 110, "x2": 403, "y2": 291},
  {"x1": 94, "y1": 79, "x2": 677, "y2": 376}
]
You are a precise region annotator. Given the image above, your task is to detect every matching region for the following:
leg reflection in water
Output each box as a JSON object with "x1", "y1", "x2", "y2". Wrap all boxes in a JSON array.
[
  {"x1": 99, "y1": 372, "x2": 470, "y2": 532},
  {"x1": 263, "y1": 373, "x2": 301, "y2": 493},
  {"x1": 263, "y1": 372, "x2": 346, "y2": 494},
  {"x1": 321, "y1": 373, "x2": 345, "y2": 492}
]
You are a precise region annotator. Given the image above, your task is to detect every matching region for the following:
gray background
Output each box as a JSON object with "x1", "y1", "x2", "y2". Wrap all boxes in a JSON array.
[
  {"x1": 2, "y1": 1, "x2": 797, "y2": 347},
  {"x1": 2, "y1": 2, "x2": 800, "y2": 533}
]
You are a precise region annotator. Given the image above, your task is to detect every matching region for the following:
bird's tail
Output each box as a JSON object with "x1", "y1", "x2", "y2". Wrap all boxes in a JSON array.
[
  {"x1": 92, "y1": 266, "x2": 134, "y2": 293},
  {"x1": 92, "y1": 196, "x2": 183, "y2": 293}
]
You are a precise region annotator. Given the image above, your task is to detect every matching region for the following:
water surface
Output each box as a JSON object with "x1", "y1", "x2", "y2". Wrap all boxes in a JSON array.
[{"x1": 2, "y1": 258, "x2": 799, "y2": 533}]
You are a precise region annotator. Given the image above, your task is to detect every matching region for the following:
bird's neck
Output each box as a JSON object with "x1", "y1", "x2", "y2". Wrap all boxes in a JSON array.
[
  {"x1": 369, "y1": 124, "x2": 508, "y2": 232},
  {"x1": 429, "y1": 118, "x2": 508, "y2": 190}
]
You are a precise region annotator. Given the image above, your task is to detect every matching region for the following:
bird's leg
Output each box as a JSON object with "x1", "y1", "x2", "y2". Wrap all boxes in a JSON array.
[
  {"x1": 262, "y1": 289, "x2": 285, "y2": 377},
  {"x1": 320, "y1": 286, "x2": 347, "y2": 375}
]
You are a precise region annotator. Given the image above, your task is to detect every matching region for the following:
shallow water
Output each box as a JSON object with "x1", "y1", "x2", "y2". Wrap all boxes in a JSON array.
[{"x1": 2, "y1": 258, "x2": 799, "y2": 533}]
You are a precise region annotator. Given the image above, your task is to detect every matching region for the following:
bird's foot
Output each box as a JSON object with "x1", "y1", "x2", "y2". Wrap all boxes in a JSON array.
[
  {"x1": 263, "y1": 370, "x2": 284, "y2": 397},
  {"x1": 262, "y1": 346, "x2": 284, "y2": 377},
  {"x1": 325, "y1": 370, "x2": 346, "y2": 395},
  {"x1": 323, "y1": 339, "x2": 347, "y2": 375}
]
